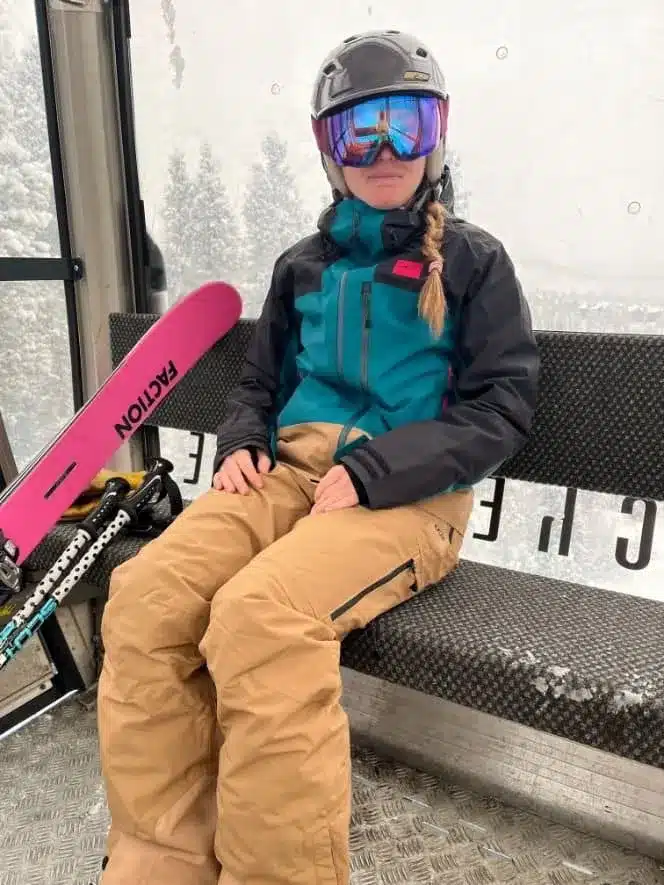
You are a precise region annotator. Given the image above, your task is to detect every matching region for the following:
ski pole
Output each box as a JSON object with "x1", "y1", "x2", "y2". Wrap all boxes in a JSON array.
[
  {"x1": 0, "y1": 458, "x2": 175, "y2": 669},
  {"x1": 0, "y1": 476, "x2": 134, "y2": 607},
  {"x1": 0, "y1": 476, "x2": 131, "y2": 663}
]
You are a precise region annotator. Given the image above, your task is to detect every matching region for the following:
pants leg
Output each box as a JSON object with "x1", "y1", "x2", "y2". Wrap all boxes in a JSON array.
[
  {"x1": 97, "y1": 447, "x2": 315, "y2": 885},
  {"x1": 201, "y1": 487, "x2": 473, "y2": 885}
]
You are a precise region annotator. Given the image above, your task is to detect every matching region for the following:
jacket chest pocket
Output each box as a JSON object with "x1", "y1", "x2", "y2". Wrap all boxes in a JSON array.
[{"x1": 374, "y1": 257, "x2": 427, "y2": 295}]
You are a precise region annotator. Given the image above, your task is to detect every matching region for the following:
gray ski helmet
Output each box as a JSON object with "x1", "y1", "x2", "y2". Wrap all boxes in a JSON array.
[{"x1": 311, "y1": 30, "x2": 449, "y2": 196}]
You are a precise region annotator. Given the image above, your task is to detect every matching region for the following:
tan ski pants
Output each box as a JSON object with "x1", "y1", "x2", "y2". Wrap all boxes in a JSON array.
[{"x1": 97, "y1": 423, "x2": 472, "y2": 885}]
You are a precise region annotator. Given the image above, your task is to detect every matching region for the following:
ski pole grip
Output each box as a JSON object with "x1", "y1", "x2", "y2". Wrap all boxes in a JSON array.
[
  {"x1": 119, "y1": 458, "x2": 175, "y2": 524},
  {"x1": 82, "y1": 476, "x2": 132, "y2": 535},
  {"x1": 145, "y1": 457, "x2": 175, "y2": 478}
]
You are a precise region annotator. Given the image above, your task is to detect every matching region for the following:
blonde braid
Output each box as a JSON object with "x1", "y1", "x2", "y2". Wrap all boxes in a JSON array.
[{"x1": 418, "y1": 201, "x2": 446, "y2": 337}]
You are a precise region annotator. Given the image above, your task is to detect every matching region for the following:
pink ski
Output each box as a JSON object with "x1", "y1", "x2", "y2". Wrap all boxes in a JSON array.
[{"x1": 0, "y1": 281, "x2": 241, "y2": 579}]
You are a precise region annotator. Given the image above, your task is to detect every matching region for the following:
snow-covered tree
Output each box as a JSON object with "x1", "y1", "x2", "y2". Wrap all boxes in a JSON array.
[
  {"x1": 189, "y1": 142, "x2": 239, "y2": 288},
  {"x1": 6, "y1": 37, "x2": 57, "y2": 256},
  {"x1": 0, "y1": 25, "x2": 70, "y2": 468},
  {"x1": 161, "y1": 148, "x2": 196, "y2": 302},
  {"x1": 445, "y1": 147, "x2": 470, "y2": 220},
  {"x1": 0, "y1": 2, "x2": 23, "y2": 256},
  {"x1": 0, "y1": 0, "x2": 13, "y2": 90},
  {"x1": 242, "y1": 132, "x2": 312, "y2": 314}
]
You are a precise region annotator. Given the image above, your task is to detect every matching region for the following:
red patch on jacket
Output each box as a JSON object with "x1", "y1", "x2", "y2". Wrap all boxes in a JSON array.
[{"x1": 392, "y1": 259, "x2": 423, "y2": 280}]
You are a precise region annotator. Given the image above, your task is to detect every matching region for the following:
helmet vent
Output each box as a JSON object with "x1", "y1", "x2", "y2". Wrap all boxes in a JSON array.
[
  {"x1": 386, "y1": 29, "x2": 400, "y2": 34},
  {"x1": 323, "y1": 62, "x2": 337, "y2": 75},
  {"x1": 416, "y1": 47, "x2": 428, "y2": 57},
  {"x1": 343, "y1": 35, "x2": 358, "y2": 43}
]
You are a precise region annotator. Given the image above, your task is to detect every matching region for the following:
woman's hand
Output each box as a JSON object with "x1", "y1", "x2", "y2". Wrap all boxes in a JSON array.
[
  {"x1": 213, "y1": 449, "x2": 271, "y2": 494},
  {"x1": 311, "y1": 465, "x2": 359, "y2": 514}
]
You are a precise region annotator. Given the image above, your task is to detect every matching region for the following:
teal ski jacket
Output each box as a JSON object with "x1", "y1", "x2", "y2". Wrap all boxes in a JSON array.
[{"x1": 215, "y1": 194, "x2": 539, "y2": 510}]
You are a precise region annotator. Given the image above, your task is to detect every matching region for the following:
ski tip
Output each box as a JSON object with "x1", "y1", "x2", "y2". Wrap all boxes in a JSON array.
[{"x1": 195, "y1": 281, "x2": 243, "y2": 321}]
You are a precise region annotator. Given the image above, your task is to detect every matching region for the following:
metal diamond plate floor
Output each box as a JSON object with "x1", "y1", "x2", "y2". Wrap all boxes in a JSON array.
[{"x1": 1, "y1": 697, "x2": 662, "y2": 885}]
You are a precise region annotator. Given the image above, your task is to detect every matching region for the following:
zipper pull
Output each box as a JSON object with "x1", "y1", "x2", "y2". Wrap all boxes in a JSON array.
[{"x1": 361, "y1": 282, "x2": 372, "y2": 329}]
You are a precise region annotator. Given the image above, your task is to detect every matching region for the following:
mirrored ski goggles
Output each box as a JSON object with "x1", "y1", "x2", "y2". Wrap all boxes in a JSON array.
[{"x1": 312, "y1": 93, "x2": 448, "y2": 167}]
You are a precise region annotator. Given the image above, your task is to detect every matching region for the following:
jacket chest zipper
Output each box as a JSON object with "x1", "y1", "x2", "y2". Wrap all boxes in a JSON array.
[
  {"x1": 336, "y1": 271, "x2": 348, "y2": 378},
  {"x1": 337, "y1": 280, "x2": 372, "y2": 450},
  {"x1": 360, "y1": 281, "x2": 372, "y2": 391}
]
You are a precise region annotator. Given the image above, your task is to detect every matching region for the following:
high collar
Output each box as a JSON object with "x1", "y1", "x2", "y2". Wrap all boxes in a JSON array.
[
  {"x1": 317, "y1": 165, "x2": 455, "y2": 262},
  {"x1": 318, "y1": 197, "x2": 425, "y2": 262}
]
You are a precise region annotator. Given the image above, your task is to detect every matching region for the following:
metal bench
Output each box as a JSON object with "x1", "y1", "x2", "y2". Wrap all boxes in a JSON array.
[{"x1": 25, "y1": 313, "x2": 664, "y2": 859}]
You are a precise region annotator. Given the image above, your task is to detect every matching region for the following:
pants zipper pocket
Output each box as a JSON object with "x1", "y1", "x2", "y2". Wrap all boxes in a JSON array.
[{"x1": 330, "y1": 559, "x2": 416, "y2": 621}]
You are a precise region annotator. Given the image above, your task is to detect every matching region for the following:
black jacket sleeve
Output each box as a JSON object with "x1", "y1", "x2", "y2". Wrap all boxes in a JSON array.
[
  {"x1": 340, "y1": 241, "x2": 540, "y2": 509},
  {"x1": 212, "y1": 257, "x2": 293, "y2": 475}
]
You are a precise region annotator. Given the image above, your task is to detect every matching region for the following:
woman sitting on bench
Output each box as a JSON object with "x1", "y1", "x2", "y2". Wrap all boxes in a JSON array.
[{"x1": 96, "y1": 29, "x2": 540, "y2": 885}]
